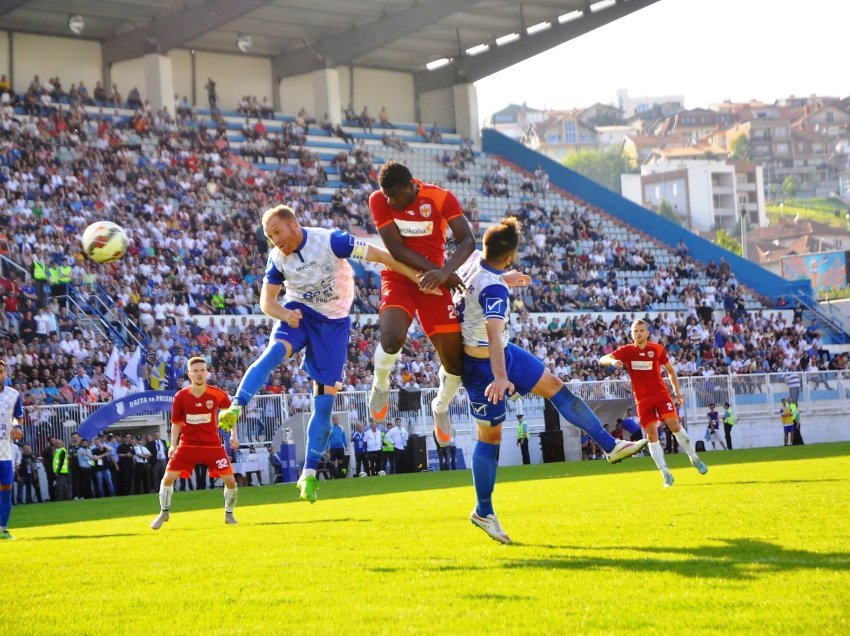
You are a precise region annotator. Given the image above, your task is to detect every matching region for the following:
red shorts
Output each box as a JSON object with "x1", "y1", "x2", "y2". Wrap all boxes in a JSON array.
[
  {"x1": 636, "y1": 391, "x2": 678, "y2": 427},
  {"x1": 380, "y1": 271, "x2": 460, "y2": 338},
  {"x1": 166, "y1": 444, "x2": 233, "y2": 479}
]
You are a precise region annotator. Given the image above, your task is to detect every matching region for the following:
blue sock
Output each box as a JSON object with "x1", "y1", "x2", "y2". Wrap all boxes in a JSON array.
[
  {"x1": 0, "y1": 488, "x2": 11, "y2": 529},
  {"x1": 550, "y1": 385, "x2": 616, "y2": 453},
  {"x1": 472, "y1": 441, "x2": 499, "y2": 517},
  {"x1": 235, "y1": 341, "x2": 287, "y2": 406},
  {"x1": 305, "y1": 394, "x2": 335, "y2": 470}
]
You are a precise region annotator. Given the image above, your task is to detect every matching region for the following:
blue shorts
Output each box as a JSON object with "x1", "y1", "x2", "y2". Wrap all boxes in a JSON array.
[
  {"x1": 273, "y1": 302, "x2": 350, "y2": 389},
  {"x1": 0, "y1": 460, "x2": 12, "y2": 486},
  {"x1": 462, "y1": 343, "x2": 545, "y2": 425},
  {"x1": 783, "y1": 424, "x2": 795, "y2": 434}
]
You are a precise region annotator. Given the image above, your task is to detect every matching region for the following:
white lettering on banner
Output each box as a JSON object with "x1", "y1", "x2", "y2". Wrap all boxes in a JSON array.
[
  {"x1": 185, "y1": 413, "x2": 212, "y2": 425},
  {"x1": 630, "y1": 361, "x2": 653, "y2": 371},
  {"x1": 393, "y1": 219, "x2": 433, "y2": 236},
  {"x1": 127, "y1": 396, "x2": 175, "y2": 409}
]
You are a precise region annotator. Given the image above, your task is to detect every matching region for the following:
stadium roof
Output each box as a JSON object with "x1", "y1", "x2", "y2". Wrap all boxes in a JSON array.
[{"x1": 2, "y1": 0, "x2": 660, "y2": 91}]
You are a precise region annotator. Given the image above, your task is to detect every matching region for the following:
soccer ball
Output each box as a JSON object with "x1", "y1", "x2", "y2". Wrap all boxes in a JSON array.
[
  {"x1": 82, "y1": 221, "x2": 128, "y2": 263},
  {"x1": 358, "y1": 472, "x2": 367, "y2": 478}
]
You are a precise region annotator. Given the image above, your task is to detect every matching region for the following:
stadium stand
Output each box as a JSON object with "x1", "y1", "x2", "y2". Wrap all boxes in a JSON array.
[{"x1": 2, "y1": 79, "x2": 848, "y2": 460}]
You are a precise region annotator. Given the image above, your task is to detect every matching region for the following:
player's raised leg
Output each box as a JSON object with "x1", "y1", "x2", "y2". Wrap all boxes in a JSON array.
[
  {"x1": 221, "y1": 339, "x2": 292, "y2": 430},
  {"x1": 429, "y1": 331, "x2": 464, "y2": 447},
  {"x1": 369, "y1": 307, "x2": 410, "y2": 421},
  {"x1": 530, "y1": 370, "x2": 647, "y2": 463}
]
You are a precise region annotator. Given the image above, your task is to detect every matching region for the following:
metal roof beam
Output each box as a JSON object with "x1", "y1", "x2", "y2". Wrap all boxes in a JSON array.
[
  {"x1": 0, "y1": 0, "x2": 30, "y2": 17},
  {"x1": 272, "y1": 0, "x2": 482, "y2": 79},
  {"x1": 102, "y1": 0, "x2": 274, "y2": 65},
  {"x1": 414, "y1": 0, "x2": 661, "y2": 92}
]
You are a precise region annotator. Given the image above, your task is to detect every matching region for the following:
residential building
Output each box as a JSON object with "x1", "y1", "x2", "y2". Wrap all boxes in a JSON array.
[
  {"x1": 484, "y1": 103, "x2": 547, "y2": 140},
  {"x1": 616, "y1": 89, "x2": 684, "y2": 118},
  {"x1": 653, "y1": 108, "x2": 739, "y2": 142},
  {"x1": 524, "y1": 111, "x2": 598, "y2": 161},
  {"x1": 621, "y1": 158, "x2": 765, "y2": 233}
]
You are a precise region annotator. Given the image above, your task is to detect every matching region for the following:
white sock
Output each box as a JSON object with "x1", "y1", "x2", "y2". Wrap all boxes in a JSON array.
[
  {"x1": 433, "y1": 366, "x2": 462, "y2": 413},
  {"x1": 159, "y1": 484, "x2": 174, "y2": 512},
  {"x1": 673, "y1": 428, "x2": 698, "y2": 460},
  {"x1": 648, "y1": 441, "x2": 668, "y2": 473},
  {"x1": 223, "y1": 486, "x2": 237, "y2": 513},
  {"x1": 302, "y1": 468, "x2": 317, "y2": 478},
  {"x1": 373, "y1": 344, "x2": 400, "y2": 391}
]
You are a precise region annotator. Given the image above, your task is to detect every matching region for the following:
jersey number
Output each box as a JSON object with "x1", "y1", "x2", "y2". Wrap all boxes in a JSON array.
[
  {"x1": 666, "y1": 402, "x2": 673, "y2": 411},
  {"x1": 216, "y1": 458, "x2": 229, "y2": 469},
  {"x1": 447, "y1": 304, "x2": 458, "y2": 320}
]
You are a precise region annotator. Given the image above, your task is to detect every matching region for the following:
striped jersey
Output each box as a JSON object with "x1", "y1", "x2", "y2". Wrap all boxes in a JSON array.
[
  {"x1": 264, "y1": 228, "x2": 368, "y2": 320},
  {"x1": 0, "y1": 386, "x2": 24, "y2": 462},
  {"x1": 454, "y1": 251, "x2": 510, "y2": 349}
]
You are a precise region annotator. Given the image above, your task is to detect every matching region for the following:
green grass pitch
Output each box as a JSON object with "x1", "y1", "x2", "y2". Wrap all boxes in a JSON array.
[{"x1": 3, "y1": 443, "x2": 849, "y2": 635}]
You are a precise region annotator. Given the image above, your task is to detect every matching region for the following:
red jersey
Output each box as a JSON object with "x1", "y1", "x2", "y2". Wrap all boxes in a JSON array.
[
  {"x1": 369, "y1": 180, "x2": 462, "y2": 267},
  {"x1": 612, "y1": 342, "x2": 671, "y2": 401},
  {"x1": 171, "y1": 385, "x2": 231, "y2": 447}
]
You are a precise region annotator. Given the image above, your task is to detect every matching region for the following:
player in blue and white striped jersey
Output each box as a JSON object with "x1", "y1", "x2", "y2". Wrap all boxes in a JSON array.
[
  {"x1": 219, "y1": 205, "x2": 436, "y2": 503},
  {"x1": 0, "y1": 359, "x2": 24, "y2": 540},
  {"x1": 455, "y1": 217, "x2": 648, "y2": 544}
]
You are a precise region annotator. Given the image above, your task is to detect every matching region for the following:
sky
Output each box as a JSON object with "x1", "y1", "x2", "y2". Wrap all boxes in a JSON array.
[{"x1": 474, "y1": 0, "x2": 845, "y2": 120}]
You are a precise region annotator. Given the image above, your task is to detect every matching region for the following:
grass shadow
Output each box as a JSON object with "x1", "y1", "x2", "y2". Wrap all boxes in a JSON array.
[{"x1": 506, "y1": 538, "x2": 850, "y2": 580}]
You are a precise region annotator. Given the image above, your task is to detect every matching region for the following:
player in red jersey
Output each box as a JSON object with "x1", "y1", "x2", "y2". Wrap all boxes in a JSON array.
[
  {"x1": 150, "y1": 357, "x2": 240, "y2": 529},
  {"x1": 600, "y1": 319, "x2": 707, "y2": 488},
  {"x1": 368, "y1": 161, "x2": 476, "y2": 445}
]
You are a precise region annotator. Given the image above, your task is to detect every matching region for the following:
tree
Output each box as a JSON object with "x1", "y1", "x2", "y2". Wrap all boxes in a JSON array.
[
  {"x1": 657, "y1": 199, "x2": 680, "y2": 225},
  {"x1": 714, "y1": 228, "x2": 742, "y2": 256},
  {"x1": 729, "y1": 134, "x2": 750, "y2": 161},
  {"x1": 782, "y1": 175, "x2": 800, "y2": 198},
  {"x1": 563, "y1": 148, "x2": 635, "y2": 193}
]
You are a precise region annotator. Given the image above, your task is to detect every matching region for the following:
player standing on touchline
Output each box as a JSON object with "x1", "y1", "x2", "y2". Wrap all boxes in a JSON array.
[{"x1": 600, "y1": 319, "x2": 708, "y2": 488}]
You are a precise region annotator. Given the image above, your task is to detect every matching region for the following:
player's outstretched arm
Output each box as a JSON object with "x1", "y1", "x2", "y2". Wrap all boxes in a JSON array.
[
  {"x1": 599, "y1": 354, "x2": 621, "y2": 367},
  {"x1": 502, "y1": 270, "x2": 531, "y2": 288},
  {"x1": 377, "y1": 223, "x2": 442, "y2": 273},
  {"x1": 419, "y1": 215, "x2": 476, "y2": 291},
  {"x1": 364, "y1": 244, "x2": 440, "y2": 295},
  {"x1": 259, "y1": 281, "x2": 301, "y2": 327},
  {"x1": 483, "y1": 317, "x2": 515, "y2": 404}
]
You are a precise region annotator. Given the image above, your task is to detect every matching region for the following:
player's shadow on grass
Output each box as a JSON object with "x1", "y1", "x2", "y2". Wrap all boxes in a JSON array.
[
  {"x1": 511, "y1": 538, "x2": 850, "y2": 580},
  {"x1": 253, "y1": 518, "x2": 369, "y2": 527},
  {"x1": 26, "y1": 533, "x2": 138, "y2": 541},
  {"x1": 686, "y1": 477, "x2": 847, "y2": 487}
]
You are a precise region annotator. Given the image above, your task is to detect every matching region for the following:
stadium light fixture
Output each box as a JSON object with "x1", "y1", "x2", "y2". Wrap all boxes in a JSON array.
[
  {"x1": 495, "y1": 33, "x2": 520, "y2": 47},
  {"x1": 236, "y1": 34, "x2": 253, "y2": 53},
  {"x1": 68, "y1": 14, "x2": 85, "y2": 35},
  {"x1": 426, "y1": 58, "x2": 452, "y2": 71},
  {"x1": 465, "y1": 44, "x2": 490, "y2": 56},
  {"x1": 589, "y1": 0, "x2": 617, "y2": 13},
  {"x1": 526, "y1": 21, "x2": 552, "y2": 36},
  {"x1": 557, "y1": 10, "x2": 583, "y2": 24}
]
